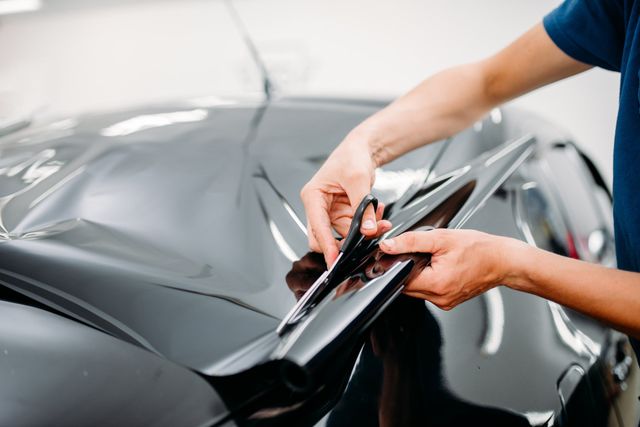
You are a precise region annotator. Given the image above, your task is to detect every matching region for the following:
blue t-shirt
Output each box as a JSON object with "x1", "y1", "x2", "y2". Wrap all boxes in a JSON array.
[{"x1": 544, "y1": 0, "x2": 640, "y2": 353}]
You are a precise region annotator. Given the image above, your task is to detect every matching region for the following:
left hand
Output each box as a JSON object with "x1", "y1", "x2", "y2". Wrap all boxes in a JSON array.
[{"x1": 379, "y1": 229, "x2": 515, "y2": 310}]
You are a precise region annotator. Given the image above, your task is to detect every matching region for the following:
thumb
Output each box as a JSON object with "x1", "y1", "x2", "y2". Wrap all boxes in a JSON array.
[
  {"x1": 344, "y1": 176, "x2": 377, "y2": 237},
  {"x1": 379, "y1": 230, "x2": 442, "y2": 254}
]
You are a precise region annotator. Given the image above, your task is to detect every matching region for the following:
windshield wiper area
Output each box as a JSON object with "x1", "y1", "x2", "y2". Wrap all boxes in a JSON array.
[{"x1": 201, "y1": 135, "x2": 536, "y2": 425}]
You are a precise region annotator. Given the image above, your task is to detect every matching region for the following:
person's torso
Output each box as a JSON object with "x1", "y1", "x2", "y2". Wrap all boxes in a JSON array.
[{"x1": 612, "y1": 0, "x2": 640, "y2": 273}]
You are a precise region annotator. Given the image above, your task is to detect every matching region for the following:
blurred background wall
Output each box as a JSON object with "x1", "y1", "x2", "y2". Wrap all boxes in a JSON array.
[{"x1": 0, "y1": 0, "x2": 619, "y2": 183}]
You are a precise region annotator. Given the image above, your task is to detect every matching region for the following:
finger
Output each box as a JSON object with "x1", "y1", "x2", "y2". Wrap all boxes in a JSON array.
[
  {"x1": 303, "y1": 194, "x2": 340, "y2": 265},
  {"x1": 402, "y1": 290, "x2": 453, "y2": 309},
  {"x1": 403, "y1": 267, "x2": 459, "y2": 311},
  {"x1": 307, "y1": 222, "x2": 321, "y2": 252},
  {"x1": 343, "y1": 176, "x2": 377, "y2": 237},
  {"x1": 403, "y1": 270, "x2": 442, "y2": 297},
  {"x1": 403, "y1": 290, "x2": 430, "y2": 300},
  {"x1": 335, "y1": 218, "x2": 390, "y2": 239},
  {"x1": 376, "y1": 219, "x2": 392, "y2": 237},
  {"x1": 360, "y1": 204, "x2": 378, "y2": 237},
  {"x1": 375, "y1": 202, "x2": 386, "y2": 221},
  {"x1": 378, "y1": 230, "x2": 443, "y2": 254}
]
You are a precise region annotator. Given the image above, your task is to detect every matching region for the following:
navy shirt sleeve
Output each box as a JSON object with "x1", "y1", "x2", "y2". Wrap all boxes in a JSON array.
[{"x1": 543, "y1": 0, "x2": 626, "y2": 71}]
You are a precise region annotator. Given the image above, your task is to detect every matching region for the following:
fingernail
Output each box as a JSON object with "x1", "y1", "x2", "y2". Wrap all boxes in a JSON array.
[
  {"x1": 362, "y1": 220, "x2": 375, "y2": 230},
  {"x1": 381, "y1": 239, "x2": 395, "y2": 249}
]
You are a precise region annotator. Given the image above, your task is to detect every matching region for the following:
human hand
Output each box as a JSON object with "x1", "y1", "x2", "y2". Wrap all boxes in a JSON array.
[
  {"x1": 300, "y1": 134, "x2": 392, "y2": 266},
  {"x1": 379, "y1": 229, "x2": 518, "y2": 310}
]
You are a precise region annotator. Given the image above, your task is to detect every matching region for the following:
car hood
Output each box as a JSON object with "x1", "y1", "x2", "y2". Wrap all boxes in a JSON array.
[
  {"x1": 0, "y1": 99, "x2": 615, "y2": 426},
  {"x1": 0, "y1": 99, "x2": 392, "y2": 372}
]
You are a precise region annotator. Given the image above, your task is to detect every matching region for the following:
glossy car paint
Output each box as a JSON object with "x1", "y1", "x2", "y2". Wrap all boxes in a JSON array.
[
  {"x1": 0, "y1": 299, "x2": 228, "y2": 426},
  {"x1": 0, "y1": 98, "x2": 635, "y2": 426}
]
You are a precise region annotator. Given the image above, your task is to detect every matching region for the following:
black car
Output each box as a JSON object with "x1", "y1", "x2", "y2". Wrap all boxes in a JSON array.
[{"x1": 0, "y1": 96, "x2": 635, "y2": 426}]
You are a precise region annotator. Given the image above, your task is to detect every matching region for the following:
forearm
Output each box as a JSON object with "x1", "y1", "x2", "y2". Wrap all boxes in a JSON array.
[
  {"x1": 347, "y1": 23, "x2": 590, "y2": 167},
  {"x1": 352, "y1": 62, "x2": 495, "y2": 166},
  {"x1": 504, "y1": 238, "x2": 640, "y2": 338}
]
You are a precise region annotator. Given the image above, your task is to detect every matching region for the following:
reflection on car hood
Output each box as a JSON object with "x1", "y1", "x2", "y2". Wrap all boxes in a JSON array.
[
  {"x1": 0, "y1": 99, "x2": 618, "y2": 427},
  {"x1": 0, "y1": 99, "x2": 390, "y2": 372}
]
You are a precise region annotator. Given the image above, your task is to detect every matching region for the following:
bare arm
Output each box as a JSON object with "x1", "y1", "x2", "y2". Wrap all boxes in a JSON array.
[
  {"x1": 302, "y1": 23, "x2": 591, "y2": 265},
  {"x1": 360, "y1": 23, "x2": 591, "y2": 165},
  {"x1": 510, "y1": 241, "x2": 640, "y2": 338},
  {"x1": 379, "y1": 231, "x2": 640, "y2": 339}
]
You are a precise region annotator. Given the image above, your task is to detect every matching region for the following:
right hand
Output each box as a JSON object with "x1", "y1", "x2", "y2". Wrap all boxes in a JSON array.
[{"x1": 300, "y1": 135, "x2": 392, "y2": 266}]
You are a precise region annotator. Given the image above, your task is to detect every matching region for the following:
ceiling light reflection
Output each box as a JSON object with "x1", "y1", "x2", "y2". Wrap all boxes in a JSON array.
[
  {"x1": 548, "y1": 301, "x2": 600, "y2": 359},
  {"x1": 188, "y1": 96, "x2": 237, "y2": 108},
  {"x1": 374, "y1": 168, "x2": 428, "y2": 201},
  {"x1": 480, "y1": 287, "x2": 504, "y2": 355},
  {"x1": 0, "y1": 0, "x2": 41, "y2": 15},
  {"x1": 100, "y1": 109, "x2": 208, "y2": 137},
  {"x1": 490, "y1": 108, "x2": 503, "y2": 124},
  {"x1": 29, "y1": 166, "x2": 85, "y2": 209},
  {"x1": 269, "y1": 220, "x2": 299, "y2": 262},
  {"x1": 282, "y1": 202, "x2": 307, "y2": 235},
  {"x1": 523, "y1": 411, "x2": 554, "y2": 425}
]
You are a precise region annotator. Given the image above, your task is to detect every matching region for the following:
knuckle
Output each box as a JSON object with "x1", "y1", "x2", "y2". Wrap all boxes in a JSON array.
[
  {"x1": 434, "y1": 296, "x2": 454, "y2": 311},
  {"x1": 428, "y1": 297, "x2": 448, "y2": 310},
  {"x1": 308, "y1": 235, "x2": 321, "y2": 252},
  {"x1": 440, "y1": 303, "x2": 454, "y2": 312},
  {"x1": 308, "y1": 235, "x2": 317, "y2": 248},
  {"x1": 403, "y1": 232, "x2": 416, "y2": 249},
  {"x1": 310, "y1": 227, "x2": 321, "y2": 245},
  {"x1": 300, "y1": 185, "x2": 311, "y2": 200},
  {"x1": 433, "y1": 229, "x2": 450, "y2": 243}
]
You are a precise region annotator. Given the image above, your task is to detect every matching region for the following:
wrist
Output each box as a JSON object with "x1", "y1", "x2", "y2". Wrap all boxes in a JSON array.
[
  {"x1": 348, "y1": 124, "x2": 393, "y2": 168},
  {"x1": 496, "y1": 236, "x2": 534, "y2": 292}
]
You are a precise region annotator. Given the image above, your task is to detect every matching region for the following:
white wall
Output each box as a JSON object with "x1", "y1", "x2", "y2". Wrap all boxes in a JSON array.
[
  {"x1": 0, "y1": 0, "x2": 619, "y2": 182},
  {"x1": 236, "y1": 0, "x2": 619, "y2": 184},
  {"x1": 0, "y1": 0, "x2": 263, "y2": 119}
]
